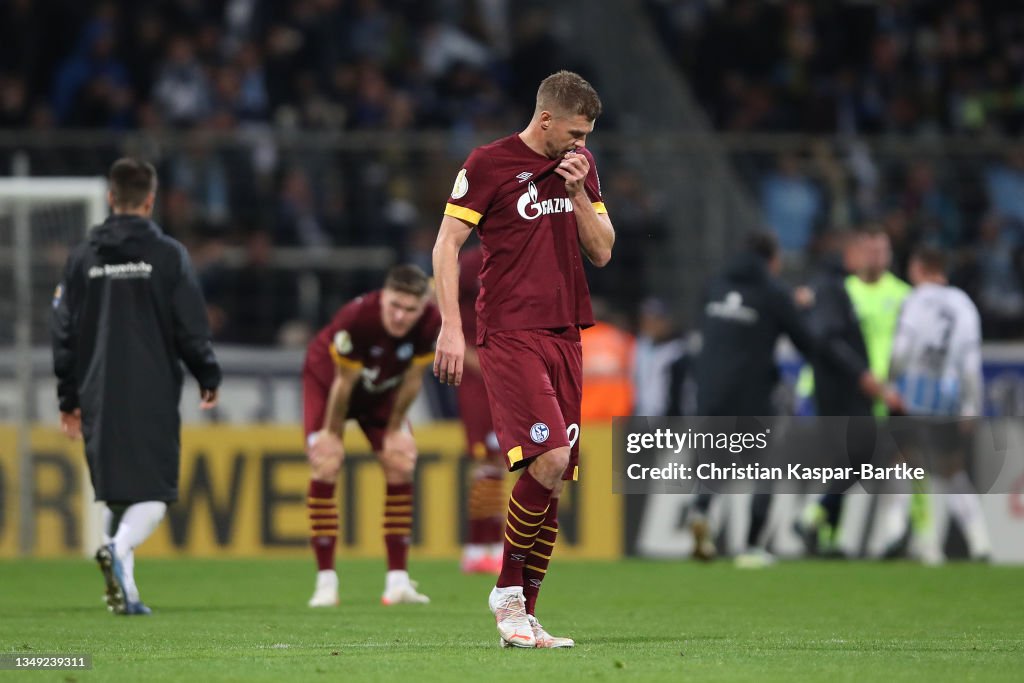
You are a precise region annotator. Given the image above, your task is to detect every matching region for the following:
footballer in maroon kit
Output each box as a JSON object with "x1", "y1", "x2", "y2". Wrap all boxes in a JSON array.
[
  {"x1": 432, "y1": 71, "x2": 615, "y2": 648},
  {"x1": 456, "y1": 245, "x2": 506, "y2": 575},
  {"x1": 303, "y1": 265, "x2": 440, "y2": 608}
]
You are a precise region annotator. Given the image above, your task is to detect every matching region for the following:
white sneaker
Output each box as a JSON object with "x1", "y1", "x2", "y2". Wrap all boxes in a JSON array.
[
  {"x1": 308, "y1": 570, "x2": 339, "y2": 607},
  {"x1": 488, "y1": 586, "x2": 535, "y2": 648},
  {"x1": 381, "y1": 579, "x2": 430, "y2": 605},
  {"x1": 501, "y1": 614, "x2": 574, "y2": 648},
  {"x1": 734, "y1": 548, "x2": 776, "y2": 569}
]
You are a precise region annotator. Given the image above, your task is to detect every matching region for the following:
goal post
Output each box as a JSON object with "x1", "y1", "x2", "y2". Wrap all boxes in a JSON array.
[{"x1": 0, "y1": 177, "x2": 107, "y2": 556}]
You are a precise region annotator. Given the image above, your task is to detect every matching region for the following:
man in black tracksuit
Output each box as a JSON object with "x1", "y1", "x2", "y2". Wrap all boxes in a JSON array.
[
  {"x1": 52, "y1": 158, "x2": 221, "y2": 615},
  {"x1": 795, "y1": 231, "x2": 902, "y2": 553},
  {"x1": 690, "y1": 232, "x2": 896, "y2": 565}
]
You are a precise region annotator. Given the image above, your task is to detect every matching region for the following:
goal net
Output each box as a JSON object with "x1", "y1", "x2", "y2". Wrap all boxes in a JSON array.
[{"x1": 0, "y1": 178, "x2": 107, "y2": 556}]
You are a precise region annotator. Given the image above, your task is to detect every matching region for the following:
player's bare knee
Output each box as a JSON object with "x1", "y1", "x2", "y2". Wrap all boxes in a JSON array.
[
  {"x1": 312, "y1": 457, "x2": 342, "y2": 482},
  {"x1": 530, "y1": 447, "x2": 570, "y2": 486},
  {"x1": 383, "y1": 451, "x2": 416, "y2": 480},
  {"x1": 383, "y1": 462, "x2": 414, "y2": 484}
]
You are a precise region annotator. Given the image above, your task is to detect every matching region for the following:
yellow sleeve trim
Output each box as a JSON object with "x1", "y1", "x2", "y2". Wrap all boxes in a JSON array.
[
  {"x1": 592, "y1": 202, "x2": 607, "y2": 214},
  {"x1": 329, "y1": 343, "x2": 363, "y2": 370},
  {"x1": 411, "y1": 352, "x2": 434, "y2": 367},
  {"x1": 444, "y1": 203, "x2": 483, "y2": 225}
]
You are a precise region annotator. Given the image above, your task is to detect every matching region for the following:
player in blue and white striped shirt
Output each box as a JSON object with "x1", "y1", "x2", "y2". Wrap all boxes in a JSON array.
[{"x1": 884, "y1": 245, "x2": 990, "y2": 562}]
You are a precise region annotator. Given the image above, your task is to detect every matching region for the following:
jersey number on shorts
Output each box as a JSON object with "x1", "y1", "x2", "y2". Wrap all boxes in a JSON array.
[{"x1": 567, "y1": 423, "x2": 580, "y2": 450}]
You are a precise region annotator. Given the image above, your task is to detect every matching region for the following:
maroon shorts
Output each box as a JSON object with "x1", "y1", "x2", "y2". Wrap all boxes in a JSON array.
[
  {"x1": 477, "y1": 328, "x2": 582, "y2": 480},
  {"x1": 457, "y1": 367, "x2": 500, "y2": 460},
  {"x1": 302, "y1": 369, "x2": 393, "y2": 452}
]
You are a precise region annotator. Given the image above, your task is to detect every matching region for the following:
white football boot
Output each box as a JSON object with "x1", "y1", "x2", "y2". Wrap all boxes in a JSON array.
[
  {"x1": 488, "y1": 586, "x2": 535, "y2": 648},
  {"x1": 381, "y1": 571, "x2": 430, "y2": 605},
  {"x1": 500, "y1": 614, "x2": 575, "y2": 649},
  {"x1": 308, "y1": 570, "x2": 339, "y2": 607}
]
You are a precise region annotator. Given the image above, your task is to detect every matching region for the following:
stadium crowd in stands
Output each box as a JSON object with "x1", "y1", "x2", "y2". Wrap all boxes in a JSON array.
[
  {"x1": 648, "y1": 0, "x2": 1024, "y2": 338},
  {"x1": 4, "y1": 0, "x2": 1024, "y2": 342},
  {"x1": 648, "y1": 0, "x2": 1024, "y2": 136},
  {"x1": 0, "y1": 0, "x2": 618, "y2": 344}
]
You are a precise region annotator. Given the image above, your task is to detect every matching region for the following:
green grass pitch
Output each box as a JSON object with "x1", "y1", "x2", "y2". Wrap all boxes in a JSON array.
[{"x1": 0, "y1": 558, "x2": 1021, "y2": 682}]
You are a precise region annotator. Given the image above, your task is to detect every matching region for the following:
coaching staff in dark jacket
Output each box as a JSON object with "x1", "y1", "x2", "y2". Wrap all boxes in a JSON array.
[
  {"x1": 690, "y1": 232, "x2": 897, "y2": 563},
  {"x1": 794, "y1": 231, "x2": 904, "y2": 553},
  {"x1": 696, "y1": 231, "x2": 896, "y2": 415},
  {"x1": 51, "y1": 158, "x2": 221, "y2": 615},
  {"x1": 800, "y1": 233, "x2": 875, "y2": 416}
]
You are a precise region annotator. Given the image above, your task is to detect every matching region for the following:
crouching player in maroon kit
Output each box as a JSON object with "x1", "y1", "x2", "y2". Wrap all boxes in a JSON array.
[
  {"x1": 303, "y1": 265, "x2": 441, "y2": 607},
  {"x1": 433, "y1": 71, "x2": 615, "y2": 647},
  {"x1": 458, "y1": 245, "x2": 506, "y2": 574}
]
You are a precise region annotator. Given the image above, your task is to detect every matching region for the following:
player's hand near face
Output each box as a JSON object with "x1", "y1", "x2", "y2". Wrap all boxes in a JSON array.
[
  {"x1": 60, "y1": 409, "x2": 82, "y2": 440},
  {"x1": 555, "y1": 151, "x2": 589, "y2": 197},
  {"x1": 434, "y1": 323, "x2": 465, "y2": 386}
]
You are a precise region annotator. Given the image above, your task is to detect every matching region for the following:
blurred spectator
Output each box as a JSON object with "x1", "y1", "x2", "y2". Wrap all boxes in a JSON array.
[
  {"x1": 632, "y1": 298, "x2": 687, "y2": 417},
  {"x1": 761, "y1": 153, "x2": 823, "y2": 253},
  {"x1": 650, "y1": 0, "x2": 1024, "y2": 137},
  {"x1": 898, "y1": 160, "x2": 962, "y2": 249},
  {"x1": 970, "y1": 213, "x2": 1024, "y2": 338},
  {"x1": 984, "y1": 148, "x2": 1024, "y2": 233},
  {"x1": 0, "y1": 76, "x2": 29, "y2": 127},
  {"x1": 589, "y1": 168, "x2": 664, "y2": 313},
  {"x1": 167, "y1": 137, "x2": 231, "y2": 229},
  {"x1": 153, "y1": 35, "x2": 212, "y2": 127},
  {"x1": 420, "y1": 15, "x2": 493, "y2": 80},
  {"x1": 51, "y1": 6, "x2": 133, "y2": 128},
  {"x1": 222, "y1": 230, "x2": 300, "y2": 345},
  {"x1": 275, "y1": 166, "x2": 329, "y2": 247}
]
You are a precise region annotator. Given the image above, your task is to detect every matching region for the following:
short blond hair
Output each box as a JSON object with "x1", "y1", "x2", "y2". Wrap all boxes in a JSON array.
[
  {"x1": 384, "y1": 264, "x2": 430, "y2": 298},
  {"x1": 536, "y1": 70, "x2": 602, "y2": 120}
]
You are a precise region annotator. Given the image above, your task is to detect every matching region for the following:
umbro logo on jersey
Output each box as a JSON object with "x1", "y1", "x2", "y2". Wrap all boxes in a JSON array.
[{"x1": 516, "y1": 172, "x2": 533, "y2": 183}]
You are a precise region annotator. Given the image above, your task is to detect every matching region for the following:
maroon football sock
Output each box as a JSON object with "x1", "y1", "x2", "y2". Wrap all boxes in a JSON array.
[
  {"x1": 523, "y1": 498, "x2": 558, "y2": 615},
  {"x1": 383, "y1": 483, "x2": 413, "y2": 571},
  {"x1": 496, "y1": 469, "x2": 551, "y2": 588},
  {"x1": 308, "y1": 479, "x2": 338, "y2": 571}
]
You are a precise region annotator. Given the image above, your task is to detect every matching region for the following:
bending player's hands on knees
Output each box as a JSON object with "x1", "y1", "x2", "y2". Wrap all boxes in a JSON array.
[
  {"x1": 555, "y1": 151, "x2": 589, "y2": 196},
  {"x1": 382, "y1": 430, "x2": 417, "y2": 476},
  {"x1": 309, "y1": 429, "x2": 345, "y2": 472},
  {"x1": 383, "y1": 430, "x2": 416, "y2": 459},
  {"x1": 434, "y1": 324, "x2": 465, "y2": 386}
]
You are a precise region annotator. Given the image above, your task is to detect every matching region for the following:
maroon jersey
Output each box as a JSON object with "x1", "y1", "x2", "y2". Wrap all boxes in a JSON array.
[
  {"x1": 444, "y1": 134, "x2": 608, "y2": 344},
  {"x1": 303, "y1": 290, "x2": 441, "y2": 419},
  {"x1": 459, "y1": 245, "x2": 484, "y2": 345}
]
